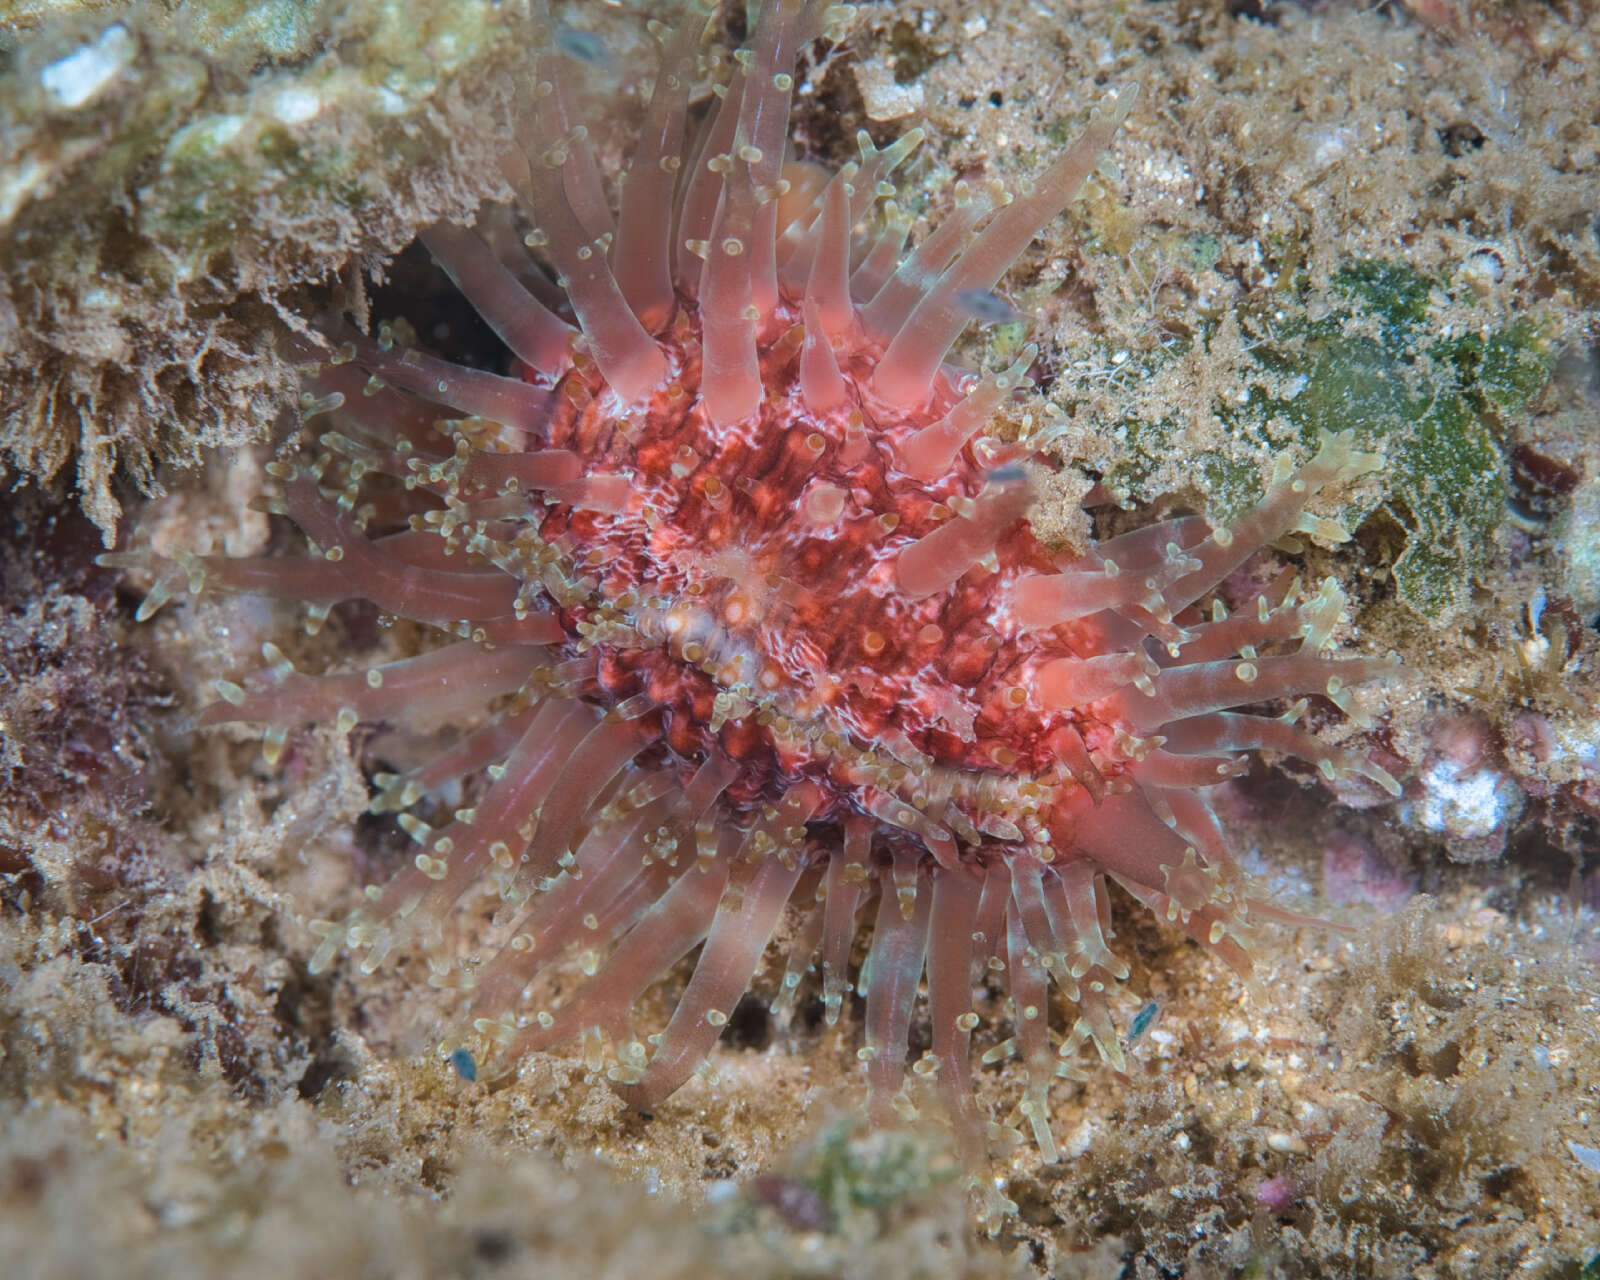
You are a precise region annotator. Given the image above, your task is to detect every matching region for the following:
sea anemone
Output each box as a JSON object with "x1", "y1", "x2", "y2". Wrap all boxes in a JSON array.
[{"x1": 107, "y1": 0, "x2": 1399, "y2": 1212}]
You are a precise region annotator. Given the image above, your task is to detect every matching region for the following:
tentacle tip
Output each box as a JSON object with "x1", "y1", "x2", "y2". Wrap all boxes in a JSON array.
[
  {"x1": 1100, "y1": 80, "x2": 1140, "y2": 125},
  {"x1": 1366, "y1": 763, "x2": 1404, "y2": 798}
]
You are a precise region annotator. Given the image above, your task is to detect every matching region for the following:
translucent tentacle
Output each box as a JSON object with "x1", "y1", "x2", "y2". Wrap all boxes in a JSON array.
[
  {"x1": 859, "y1": 179, "x2": 996, "y2": 339},
  {"x1": 369, "y1": 707, "x2": 540, "y2": 813},
  {"x1": 460, "y1": 448, "x2": 585, "y2": 495},
  {"x1": 819, "y1": 816, "x2": 872, "y2": 1025},
  {"x1": 612, "y1": 8, "x2": 711, "y2": 329},
  {"x1": 894, "y1": 470, "x2": 1032, "y2": 599},
  {"x1": 1163, "y1": 710, "x2": 1402, "y2": 795},
  {"x1": 997, "y1": 907, "x2": 1060, "y2": 1162},
  {"x1": 1111, "y1": 653, "x2": 1398, "y2": 734},
  {"x1": 279, "y1": 475, "x2": 522, "y2": 624},
  {"x1": 420, "y1": 222, "x2": 575, "y2": 381},
  {"x1": 618, "y1": 780, "x2": 822, "y2": 1107},
  {"x1": 799, "y1": 298, "x2": 850, "y2": 414},
  {"x1": 519, "y1": 715, "x2": 652, "y2": 883},
  {"x1": 675, "y1": 72, "x2": 744, "y2": 291},
  {"x1": 337, "y1": 327, "x2": 556, "y2": 432},
  {"x1": 376, "y1": 701, "x2": 599, "y2": 922},
  {"x1": 507, "y1": 98, "x2": 667, "y2": 403},
  {"x1": 804, "y1": 178, "x2": 856, "y2": 339},
  {"x1": 509, "y1": 829, "x2": 734, "y2": 1059},
  {"x1": 469, "y1": 800, "x2": 671, "y2": 1023},
  {"x1": 896, "y1": 345, "x2": 1035, "y2": 482},
  {"x1": 1031, "y1": 650, "x2": 1158, "y2": 712},
  {"x1": 848, "y1": 199, "x2": 912, "y2": 301},
  {"x1": 198, "y1": 640, "x2": 540, "y2": 730},
  {"x1": 1152, "y1": 430, "x2": 1384, "y2": 613},
  {"x1": 872, "y1": 85, "x2": 1136, "y2": 408},
  {"x1": 926, "y1": 867, "x2": 985, "y2": 1167},
  {"x1": 527, "y1": 0, "x2": 617, "y2": 243},
  {"x1": 862, "y1": 848, "x2": 932, "y2": 1123}
]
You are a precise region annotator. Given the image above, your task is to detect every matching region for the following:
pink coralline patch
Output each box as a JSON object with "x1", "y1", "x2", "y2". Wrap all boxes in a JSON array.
[
  {"x1": 1254, "y1": 1174, "x2": 1300, "y2": 1214},
  {"x1": 107, "y1": 0, "x2": 1400, "y2": 1211},
  {"x1": 1321, "y1": 829, "x2": 1416, "y2": 912},
  {"x1": 1507, "y1": 711, "x2": 1555, "y2": 768}
]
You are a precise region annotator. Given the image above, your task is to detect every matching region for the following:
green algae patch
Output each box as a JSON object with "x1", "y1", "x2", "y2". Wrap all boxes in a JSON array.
[
  {"x1": 1052, "y1": 260, "x2": 1553, "y2": 622},
  {"x1": 711, "y1": 1116, "x2": 966, "y2": 1243},
  {"x1": 804, "y1": 1119, "x2": 960, "y2": 1214},
  {"x1": 1260, "y1": 260, "x2": 1551, "y2": 619}
]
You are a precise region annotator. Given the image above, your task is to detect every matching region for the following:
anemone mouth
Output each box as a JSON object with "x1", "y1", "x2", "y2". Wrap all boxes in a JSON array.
[{"x1": 101, "y1": 0, "x2": 1399, "y2": 1221}]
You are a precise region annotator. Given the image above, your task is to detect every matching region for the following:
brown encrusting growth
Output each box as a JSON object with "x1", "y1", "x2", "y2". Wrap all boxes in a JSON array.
[{"x1": 0, "y1": 0, "x2": 548, "y2": 537}]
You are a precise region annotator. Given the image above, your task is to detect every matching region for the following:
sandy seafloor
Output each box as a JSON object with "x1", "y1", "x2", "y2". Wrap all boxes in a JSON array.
[{"x1": 2, "y1": 0, "x2": 1599, "y2": 1276}]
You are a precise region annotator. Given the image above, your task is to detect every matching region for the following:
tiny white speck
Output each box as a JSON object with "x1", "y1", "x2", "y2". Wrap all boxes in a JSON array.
[
  {"x1": 1567, "y1": 1138, "x2": 1600, "y2": 1174},
  {"x1": 41, "y1": 24, "x2": 135, "y2": 109},
  {"x1": 0, "y1": 157, "x2": 50, "y2": 224},
  {"x1": 208, "y1": 115, "x2": 246, "y2": 146},
  {"x1": 272, "y1": 86, "x2": 322, "y2": 125},
  {"x1": 1463, "y1": 246, "x2": 1506, "y2": 285},
  {"x1": 1308, "y1": 127, "x2": 1352, "y2": 170},
  {"x1": 855, "y1": 62, "x2": 924, "y2": 121}
]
